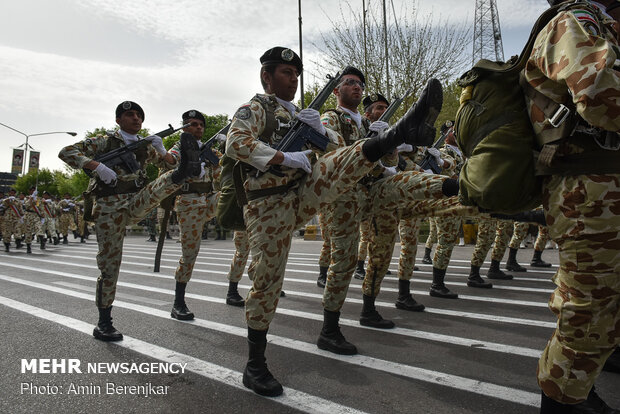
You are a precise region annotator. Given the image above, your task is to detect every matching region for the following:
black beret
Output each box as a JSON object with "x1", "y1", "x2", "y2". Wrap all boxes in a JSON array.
[
  {"x1": 363, "y1": 93, "x2": 390, "y2": 112},
  {"x1": 42, "y1": 191, "x2": 51, "y2": 196},
  {"x1": 182, "y1": 110, "x2": 206, "y2": 125},
  {"x1": 260, "y1": 47, "x2": 303, "y2": 73},
  {"x1": 440, "y1": 120, "x2": 454, "y2": 134},
  {"x1": 116, "y1": 101, "x2": 145, "y2": 121},
  {"x1": 341, "y1": 66, "x2": 366, "y2": 86}
]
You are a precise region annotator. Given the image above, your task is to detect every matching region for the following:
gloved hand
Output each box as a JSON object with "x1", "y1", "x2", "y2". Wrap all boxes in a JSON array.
[
  {"x1": 383, "y1": 166, "x2": 398, "y2": 177},
  {"x1": 94, "y1": 163, "x2": 117, "y2": 184},
  {"x1": 369, "y1": 121, "x2": 389, "y2": 133},
  {"x1": 145, "y1": 135, "x2": 167, "y2": 156},
  {"x1": 281, "y1": 150, "x2": 313, "y2": 174},
  {"x1": 198, "y1": 162, "x2": 206, "y2": 179},
  {"x1": 297, "y1": 108, "x2": 326, "y2": 135},
  {"x1": 396, "y1": 143, "x2": 414, "y2": 153},
  {"x1": 216, "y1": 134, "x2": 227, "y2": 143},
  {"x1": 19, "y1": 217, "x2": 24, "y2": 224},
  {"x1": 32, "y1": 189, "x2": 38, "y2": 197},
  {"x1": 423, "y1": 169, "x2": 433, "y2": 174},
  {"x1": 40, "y1": 218, "x2": 45, "y2": 225},
  {"x1": 63, "y1": 208, "x2": 70, "y2": 212},
  {"x1": 427, "y1": 147, "x2": 443, "y2": 164}
]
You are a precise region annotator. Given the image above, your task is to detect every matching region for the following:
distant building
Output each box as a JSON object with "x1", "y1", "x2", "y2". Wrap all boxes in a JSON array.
[{"x1": 0, "y1": 172, "x2": 18, "y2": 193}]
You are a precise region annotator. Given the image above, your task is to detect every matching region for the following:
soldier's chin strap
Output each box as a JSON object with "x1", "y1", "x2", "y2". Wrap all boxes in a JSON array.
[{"x1": 488, "y1": 210, "x2": 547, "y2": 226}]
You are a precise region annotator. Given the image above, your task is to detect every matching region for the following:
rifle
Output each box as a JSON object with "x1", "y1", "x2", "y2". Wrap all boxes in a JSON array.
[
  {"x1": 418, "y1": 128, "x2": 451, "y2": 174},
  {"x1": 85, "y1": 123, "x2": 189, "y2": 177},
  {"x1": 260, "y1": 71, "x2": 343, "y2": 176},
  {"x1": 199, "y1": 123, "x2": 230, "y2": 166}
]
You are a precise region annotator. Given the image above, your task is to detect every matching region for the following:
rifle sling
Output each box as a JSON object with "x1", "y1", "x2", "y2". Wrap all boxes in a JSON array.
[{"x1": 93, "y1": 180, "x2": 145, "y2": 197}]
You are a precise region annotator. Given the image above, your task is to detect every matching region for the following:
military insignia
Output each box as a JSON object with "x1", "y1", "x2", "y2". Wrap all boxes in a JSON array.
[
  {"x1": 370, "y1": 93, "x2": 378, "y2": 102},
  {"x1": 189, "y1": 110, "x2": 196, "y2": 117},
  {"x1": 572, "y1": 9, "x2": 601, "y2": 36},
  {"x1": 122, "y1": 101, "x2": 132, "y2": 110},
  {"x1": 281, "y1": 48, "x2": 294, "y2": 62},
  {"x1": 235, "y1": 106, "x2": 251, "y2": 120},
  {"x1": 445, "y1": 120, "x2": 453, "y2": 127}
]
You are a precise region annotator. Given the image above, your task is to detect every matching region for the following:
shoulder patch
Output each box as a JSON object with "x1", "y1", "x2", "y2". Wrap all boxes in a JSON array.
[
  {"x1": 572, "y1": 9, "x2": 601, "y2": 36},
  {"x1": 234, "y1": 106, "x2": 252, "y2": 120}
]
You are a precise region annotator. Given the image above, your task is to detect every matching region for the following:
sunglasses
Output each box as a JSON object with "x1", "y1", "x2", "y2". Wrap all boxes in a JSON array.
[
  {"x1": 339, "y1": 78, "x2": 365, "y2": 89},
  {"x1": 189, "y1": 122, "x2": 204, "y2": 128}
]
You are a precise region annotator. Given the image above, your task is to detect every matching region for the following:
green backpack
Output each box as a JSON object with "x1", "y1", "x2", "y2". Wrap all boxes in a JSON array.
[{"x1": 454, "y1": 4, "x2": 565, "y2": 214}]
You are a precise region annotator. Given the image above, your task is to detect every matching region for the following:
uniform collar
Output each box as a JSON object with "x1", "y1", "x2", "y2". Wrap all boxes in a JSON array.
[{"x1": 338, "y1": 105, "x2": 362, "y2": 128}]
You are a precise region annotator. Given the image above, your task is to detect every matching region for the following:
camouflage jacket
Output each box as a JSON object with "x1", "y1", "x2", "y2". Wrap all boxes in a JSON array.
[
  {"x1": 23, "y1": 196, "x2": 42, "y2": 216},
  {"x1": 57, "y1": 198, "x2": 75, "y2": 214},
  {"x1": 2, "y1": 197, "x2": 23, "y2": 218},
  {"x1": 523, "y1": 0, "x2": 620, "y2": 156},
  {"x1": 225, "y1": 93, "x2": 338, "y2": 192},
  {"x1": 440, "y1": 144, "x2": 464, "y2": 178},
  {"x1": 40, "y1": 199, "x2": 56, "y2": 218}
]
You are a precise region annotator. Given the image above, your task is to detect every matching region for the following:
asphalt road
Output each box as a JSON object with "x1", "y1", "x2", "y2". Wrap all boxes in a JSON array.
[{"x1": 1, "y1": 234, "x2": 618, "y2": 413}]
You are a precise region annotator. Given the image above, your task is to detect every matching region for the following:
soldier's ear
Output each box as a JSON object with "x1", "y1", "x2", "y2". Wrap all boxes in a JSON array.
[{"x1": 261, "y1": 71, "x2": 272, "y2": 89}]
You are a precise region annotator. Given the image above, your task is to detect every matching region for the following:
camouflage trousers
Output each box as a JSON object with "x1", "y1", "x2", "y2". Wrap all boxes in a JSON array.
[
  {"x1": 21, "y1": 212, "x2": 39, "y2": 244},
  {"x1": 175, "y1": 192, "x2": 217, "y2": 283},
  {"x1": 537, "y1": 174, "x2": 620, "y2": 404},
  {"x1": 509, "y1": 222, "x2": 530, "y2": 250},
  {"x1": 357, "y1": 219, "x2": 371, "y2": 262},
  {"x1": 58, "y1": 213, "x2": 75, "y2": 236},
  {"x1": 397, "y1": 217, "x2": 421, "y2": 281},
  {"x1": 318, "y1": 212, "x2": 331, "y2": 268},
  {"x1": 425, "y1": 218, "x2": 438, "y2": 249},
  {"x1": 534, "y1": 226, "x2": 550, "y2": 252},
  {"x1": 76, "y1": 211, "x2": 86, "y2": 236},
  {"x1": 227, "y1": 230, "x2": 249, "y2": 283},
  {"x1": 433, "y1": 216, "x2": 464, "y2": 270},
  {"x1": 470, "y1": 218, "x2": 512, "y2": 267},
  {"x1": 325, "y1": 172, "x2": 476, "y2": 306},
  {"x1": 39, "y1": 217, "x2": 56, "y2": 238},
  {"x1": 94, "y1": 172, "x2": 182, "y2": 308},
  {"x1": 1, "y1": 214, "x2": 21, "y2": 242}
]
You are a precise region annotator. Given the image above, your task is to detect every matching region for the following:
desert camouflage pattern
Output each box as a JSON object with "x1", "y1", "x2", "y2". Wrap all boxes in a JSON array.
[
  {"x1": 523, "y1": 2, "x2": 620, "y2": 403},
  {"x1": 1, "y1": 196, "x2": 23, "y2": 242},
  {"x1": 509, "y1": 222, "x2": 530, "y2": 250},
  {"x1": 425, "y1": 218, "x2": 438, "y2": 249},
  {"x1": 397, "y1": 217, "x2": 421, "y2": 281},
  {"x1": 357, "y1": 219, "x2": 371, "y2": 262},
  {"x1": 59, "y1": 130, "x2": 182, "y2": 308},
  {"x1": 534, "y1": 225, "x2": 550, "y2": 252},
  {"x1": 318, "y1": 212, "x2": 331, "y2": 268},
  {"x1": 57, "y1": 198, "x2": 76, "y2": 237},
  {"x1": 39, "y1": 199, "x2": 57, "y2": 238},
  {"x1": 471, "y1": 218, "x2": 511, "y2": 267},
  {"x1": 227, "y1": 230, "x2": 249, "y2": 283}
]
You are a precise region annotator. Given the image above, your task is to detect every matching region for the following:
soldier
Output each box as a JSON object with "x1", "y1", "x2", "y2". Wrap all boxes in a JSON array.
[
  {"x1": 524, "y1": 1, "x2": 620, "y2": 411},
  {"x1": 316, "y1": 212, "x2": 331, "y2": 287},
  {"x1": 505, "y1": 221, "x2": 530, "y2": 272},
  {"x1": 1, "y1": 189, "x2": 23, "y2": 252},
  {"x1": 422, "y1": 218, "x2": 437, "y2": 264},
  {"x1": 58, "y1": 100, "x2": 201, "y2": 342},
  {"x1": 167, "y1": 110, "x2": 222, "y2": 321},
  {"x1": 226, "y1": 47, "x2": 443, "y2": 396},
  {"x1": 39, "y1": 191, "x2": 58, "y2": 245},
  {"x1": 73, "y1": 197, "x2": 87, "y2": 243},
  {"x1": 530, "y1": 225, "x2": 552, "y2": 267},
  {"x1": 469, "y1": 218, "x2": 514, "y2": 282},
  {"x1": 57, "y1": 193, "x2": 76, "y2": 244},
  {"x1": 20, "y1": 187, "x2": 41, "y2": 254},
  {"x1": 145, "y1": 208, "x2": 157, "y2": 242},
  {"x1": 225, "y1": 230, "x2": 249, "y2": 306}
]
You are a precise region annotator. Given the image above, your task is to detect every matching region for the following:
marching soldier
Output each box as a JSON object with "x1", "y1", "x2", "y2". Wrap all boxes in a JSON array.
[
  {"x1": 58, "y1": 100, "x2": 201, "y2": 342},
  {"x1": 530, "y1": 225, "x2": 552, "y2": 267},
  {"x1": 39, "y1": 191, "x2": 58, "y2": 245},
  {"x1": 225, "y1": 47, "x2": 442, "y2": 396},
  {"x1": 1, "y1": 189, "x2": 23, "y2": 252},
  {"x1": 57, "y1": 193, "x2": 76, "y2": 244},
  {"x1": 20, "y1": 187, "x2": 41, "y2": 253},
  {"x1": 524, "y1": 1, "x2": 620, "y2": 411},
  {"x1": 73, "y1": 197, "x2": 87, "y2": 243},
  {"x1": 225, "y1": 230, "x2": 248, "y2": 306},
  {"x1": 167, "y1": 109, "x2": 222, "y2": 321}
]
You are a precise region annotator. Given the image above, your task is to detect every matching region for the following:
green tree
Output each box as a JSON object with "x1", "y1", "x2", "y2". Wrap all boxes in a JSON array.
[{"x1": 14, "y1": 168, "x2": 61, "y2": 195}]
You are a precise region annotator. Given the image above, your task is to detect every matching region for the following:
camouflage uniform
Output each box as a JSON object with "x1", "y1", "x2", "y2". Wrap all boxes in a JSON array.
[
  {"x1": 317, "y1": 212, "x2": 331, "y2": 269},
  {"x1": 534, "y1": 225, "x2": 550, "y2": 252},
  {"x1": 509, "y1": 222, "x2": 530, "y2": 250},
  {"x1": 470, "y1": 218, "x2": 511, "y2": 266},
  {"x1": 425, "y1": 218, "x2": 438, "y2": 249},
  {"x1": 1, "y1": 196, "x2": 23, "y2": 244},
  {"x1": 22, "y1": 195, "x2": 42, "y2": 245},
  {"x1": 168, "y1": 141, "x2": 221, "y2": 284},
  {"x1": 39, "y1": 199, "x2": 57, "y2": 239},
  {"x1": 523, "y1": 2, "x2": 620, "y2": 403},
  {"x1": 357, "y1": 218, "x2": 371, "y2": 263},
  {"x1": 57, "y1": 198, "x2": 76, "y2": 239},
  {"x1": 59, "y1": 130, "x2": 182, "y2": 308},
  {"x1": 227, "y1": 230, "x2": 249, "y2": 283}
]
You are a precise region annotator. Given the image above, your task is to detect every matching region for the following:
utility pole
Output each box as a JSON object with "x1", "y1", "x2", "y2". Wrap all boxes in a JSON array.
[
  {"x1": 298, "y1": 0, "x2": 305, "y2": 108},
  {"x1": 472, "y1": 0, "x2": 504, "y2": 65},
  {"x1": 382, "y1": 0, "x2": 390, "y2": 99}
]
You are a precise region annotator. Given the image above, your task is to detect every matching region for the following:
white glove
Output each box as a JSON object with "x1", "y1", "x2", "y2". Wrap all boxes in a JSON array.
[
  {"x1": 369, "y1": 121, "x2": 389, "y2": 133},
  {"x1": 41, "y1": 218, "x2": 45, "y2": 224},
  {"x1": 198, "y1": 162, "x2": 206, "y2": 179},
  {"x1": 19, "y1": 217, "x2": 24, "y2": 224},
  {"x1": 281, "y1": 150, "x2": 313, "y2": 174},
  {"x1": 94, "y1": 163, "x2": 118, "y2": 184},
  {"x1": 32, "y1": 190, "x2": 38, "y2": 197},
  {"x1": 216, "y1": 134, "x2": 227, "y2": 143},
  {"x1": 8, "y1": 196, "x2": 15, "y2": 201},
  {"x1": 396, "y1": 143, "x2": 414, "y2": 153},
  {"x1": 427, "y1": 148, "x2": 443, "y2": 164},
  {"x1": 145, "y1": 135, "x2": 167, "y2": 156},
  {"x1": 423, "y1": 169, "x2": 433, "y2": 174},
  {"x1": 63, "y1": 208, "x2": 70, "y2": 212},
  {"x1": 383, "y1": 166, "x2": 398, "y2": 177},
  {"x1": 297, "y1": 108, "x2": 326, "y2": 135},
  {"x1": 69, "y1": 203, "x2": 75, "y2": 207}
]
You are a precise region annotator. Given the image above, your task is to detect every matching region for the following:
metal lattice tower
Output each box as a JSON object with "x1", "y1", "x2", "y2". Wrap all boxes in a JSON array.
[{"x1": 472, "y1": 0, "x2": 505, "y2": 65}]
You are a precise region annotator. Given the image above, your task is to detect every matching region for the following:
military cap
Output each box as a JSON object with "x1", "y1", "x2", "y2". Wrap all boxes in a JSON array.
[
  {"x1": 42, "y1": 191, "x2": 51, "y2": 197},
  {"x1": 440, "y1": 120, "x2": 454, "y2": 134},
  {"x1": 182, "y1": 110, "x2": 206, "y2": 125},
  {"x1": 29, "y1": 186, "x2": 36, "y2": 191},
  {"x1": 115, "y1": 101, "x2": 145, "y2": 121},
  {"x1": 341, "y1": 66, "x2": 366, "y2": 86},
  {"x1": 8, "y1": 188, "x2": 16, "y2": 193},
  {"x1": 363, "y1": 93, "x2": 390, "y2": 112},
  {"x1": 260, "y1": 47, "x2": 303, "y2": 73}
]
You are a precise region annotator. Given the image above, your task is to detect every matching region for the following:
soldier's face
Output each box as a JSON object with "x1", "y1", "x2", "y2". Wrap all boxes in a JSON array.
[
  {"x1": 263, "y1": 64, "x2": 299, "y2": 102},
  {"x1": 365, "y1": 101, "x2": 388, "y2": 122},
  {"x1": 116, "y1": 110, "x2": 143, "y2": 135},
  {"x1": 183, "y1": 118, "x2": 205, "y2": 140},
  {"x1": 335, "y1": 75, "x2": 364, "y2": 109}
]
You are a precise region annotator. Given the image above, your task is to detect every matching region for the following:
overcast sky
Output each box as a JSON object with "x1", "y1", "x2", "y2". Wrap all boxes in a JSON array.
[{"x1": 0, "y1": 0, "x2": 547, "y2": 173}]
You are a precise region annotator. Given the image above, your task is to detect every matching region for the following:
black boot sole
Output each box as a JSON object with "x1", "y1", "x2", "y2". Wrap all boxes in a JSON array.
[
  {"x1": 317, "y1": 335, "x2": 358, "y2": 355},
  {"x1": 242, "y1": 370, "x2": 283, "y2": 397},
  {"x1": 505, "y1": 264, "x2": 527, "y2": 272},
  {"x1": 395, "y1": 300, "x2": 425, "y2": 312},
  {"x1": 530, "y1": 262, "x2": 552, "y2": 268},
  {"x1": 226, "y1": 297, "x2": 245, "y2": 307},
  {"x1": 429, "y1": 288, "x2": 458, "y2": 299},
  {"x1": 406, "y1": 78, "x2": 443, "y2": 147},
  {"x1": 467, "y1": 280, "x2": 493, "y2": 289},
  {"x1": 93, "y1": 327, "x2": 123, "y2": 341}
]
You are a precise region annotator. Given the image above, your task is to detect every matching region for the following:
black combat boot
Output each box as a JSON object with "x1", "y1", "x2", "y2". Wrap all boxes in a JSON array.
[
  {"x1": 171, "y1": 281, "x2": 194, "y2": 320},
  {"x1": 360, "y1": 294, "x2": 395, "y2": 328},
  {"x1": 603, "y1": 347, "x2": 620, "y2": 374},
  {"x1": 80, "y1": 235, "x2": 85, "y2": 243},
  {"x1": 429, "y1": 267, "x2": 458, "y2": 298},
  {"x1": 361, "y1": 78, "x2": 443, "y2": 161},
  {"x1": 93, "y1": 306, "x2": 123, "y2": 341},
  {"x1": 166, "y1": 231, "x2": 172, "y2": 240},
  {"x1": 317, "y1": 266, "x2": 328, "y2": 288},
  {"x1": 505, "y1": 247, "x2": 527, "y2": 272},
  {"x1": 422, "y1": 247, "x2": 433, "y2": 264},
  {"x1": 15, "y1": 238, "x2": 23, "y2": 249},
  {"x1": 39, "y1": 236, "x2": 46, "y2": 250},
  {"x1": 353, "y1": 260, "x2": 365, "y2": 280},
  {"x1": 26, "y1": 244, "x2": 32, "y2": 254},
  {"x1": 4, "y1": 242, "x2": 9, "y2": 252},
  {"x1": 171, "y1": 132, "x2": 201, "y2": 184},
  {"x1": 467, "y1": 265, "x2": 493, "y2": 288},
  {"x1": 487, "y1": 259, "x2": 513, "y2": 280},
  {"x1": 395, "y1": 279, "x2": 425, "y2": 311},
  {"x1": 531, "y1": 250, "x2": 552, "y2": 268},
  {"x1": 62, "y1": 235, "x2": 68, "y2": 244},
  {"x1": 243, "y1": 328, "x2": 283, "y2": 397},
  {"x1": 540, "y1": 387, "x2": 620, "y2": 414},
  {"x1": 226, "y1": 281, "x2": 245, "y2": 307},
  {"x1": 215, "y1": 231, "x2": 222, "y2": 240},
  {"x1": 317, "y1": 309, "x2": 358, "y2": 355},
  {"x1": 146, "y1": 234, "x2": 156, "y2": 242},
  {"x1": 73, "y1": 230, "x2": 78, "y2": 239},
  {"x1": 53, "y1": 236, "x2": 59, "y2": 245}
]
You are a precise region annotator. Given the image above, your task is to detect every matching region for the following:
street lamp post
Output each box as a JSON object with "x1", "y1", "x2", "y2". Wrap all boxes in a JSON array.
[{"x1": 0, "y1": 122, "x2": 77, "y2": 175}]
